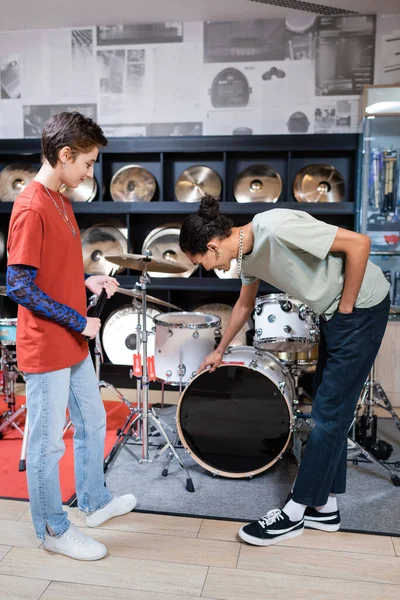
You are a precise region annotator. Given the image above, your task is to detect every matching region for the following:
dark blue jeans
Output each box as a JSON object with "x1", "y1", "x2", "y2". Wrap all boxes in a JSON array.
[{"x1": 292, "y1": 294, "x2": 390, "y2": 507}]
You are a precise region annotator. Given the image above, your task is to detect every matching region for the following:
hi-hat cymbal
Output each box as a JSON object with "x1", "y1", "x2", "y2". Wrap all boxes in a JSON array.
[
  {"x1": 60, "y1": 176, "x2": 97, "y2": 202},
  {"x1": 293, "y1": 164, "x2": 345, "y2": 203},
  {"x1": 81, "y1": 225, "x2": 128, "y2": 275},
  {"x1": 175, "y1": 165, "x2": 222, "y2": 203},
  {"x1": 234, "y1": 165, "x2": 282, "y2": 203},
  {"x1": 117, "y1": 287, "x2": 181, "y2": 311},
  {"x1": 0, "y1": 164, "x2": 38, "y2": 202},
  {"x1": 141, "y1": 224, "x2": 198, "y2": 278},
  {"x1": 105, "y1": 253, "x2": 187, "y2": 273},
  {"x1": 110, "y1": 165, "x2": 157, "y2": 202}
]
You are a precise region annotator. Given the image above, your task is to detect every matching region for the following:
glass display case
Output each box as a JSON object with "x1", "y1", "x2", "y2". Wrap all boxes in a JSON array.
[{"x1": 358, "y1": 85, "x2": 400, "y2": 307}]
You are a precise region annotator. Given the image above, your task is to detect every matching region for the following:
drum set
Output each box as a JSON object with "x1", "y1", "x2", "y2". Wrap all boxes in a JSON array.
[{"x1": 98, "y1": 253, "x2": 321, "y2": 491}]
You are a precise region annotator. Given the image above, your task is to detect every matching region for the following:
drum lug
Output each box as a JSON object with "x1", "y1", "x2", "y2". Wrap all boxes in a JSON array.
[
  {"x1": 283, "y1": 325, "x2": 292, "y2": 333},
  {"x1": 165, "y1": 370, "x2": 172, "y2": 379},
  {"x1": 249, "y1": 359, "x2": 258, "y2": 369},
  {"x1": 168, "y1": 329, "x2": 173, "y2": 337},
  {"x1": 255, "y1": 328, "x2": 262, "y2": 337},
  {"x1": 267, "y1": 314, "x2": 276, "y2": 323},
  {"x1": 278, "y1": 381, "x2": 286, "y2": 394},
  {"x1": 192, "y1": 330, "x2": 199, "y2": 339},
  {"x1": 255, "y1": 305, "x2": 263, "y2": 316},
  {"x1": 280, "y1": 300, "x2": 292, "y2": 313}
]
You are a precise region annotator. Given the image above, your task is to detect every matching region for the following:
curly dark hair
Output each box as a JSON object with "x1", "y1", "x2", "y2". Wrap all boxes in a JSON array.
[
  {"x1": 179, "y1": 195, "x2": 233, "y2": 255},
  {"x1": 41, "y1": 111, "x2": 108, "y2": 167}
]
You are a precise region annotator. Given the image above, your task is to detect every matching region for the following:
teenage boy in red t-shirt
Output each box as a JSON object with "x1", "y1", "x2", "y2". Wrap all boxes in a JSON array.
[{"x1": 7, "y1": 111, "x2": 136, "y2": 561}]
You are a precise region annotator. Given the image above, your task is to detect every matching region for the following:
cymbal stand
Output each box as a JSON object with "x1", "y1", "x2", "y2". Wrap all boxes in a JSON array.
[
  {"x1": 356, "y1": 362, "x2": 400, "y2": 436},
  {"x1": 104, "y1": 255, "x2": 195, "y2": 492},
  {"x1": 0, "y1": 344, "x2": 25, "y2": 441}
]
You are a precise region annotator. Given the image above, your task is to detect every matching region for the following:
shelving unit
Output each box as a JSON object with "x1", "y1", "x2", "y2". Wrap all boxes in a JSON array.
[{"x1": 0, "y1": 133, "x2": 359, "y2": 382}]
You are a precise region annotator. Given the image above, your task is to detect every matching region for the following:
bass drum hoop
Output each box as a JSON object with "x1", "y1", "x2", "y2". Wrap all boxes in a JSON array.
[{"x1": 176, "y1": 362, "x2": 293, "y2": 479}]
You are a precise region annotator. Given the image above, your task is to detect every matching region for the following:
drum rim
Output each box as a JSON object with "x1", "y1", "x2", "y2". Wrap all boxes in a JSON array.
[
  {"x1": 256, "y1": 293, "x2": 297, "y2": 305},
  {"x1": 176, "y1": 363, "x2": 293, "y2": 479},
  {"x1": 154, "y1": 311, "x2": 221, "y2": 329},
  {"x1": 254, "y1": 336, "x2": 316, "y2": 346}
]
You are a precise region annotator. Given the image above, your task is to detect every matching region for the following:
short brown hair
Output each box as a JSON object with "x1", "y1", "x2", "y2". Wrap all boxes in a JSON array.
[{"x1": 41, "y1": 111, "x2": 108, "y2": 167}]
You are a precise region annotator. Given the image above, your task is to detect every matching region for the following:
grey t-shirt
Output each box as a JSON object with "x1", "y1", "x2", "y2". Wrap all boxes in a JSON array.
[{"x1": 241, "y1": 209, "x2": 390, "y2": 318}]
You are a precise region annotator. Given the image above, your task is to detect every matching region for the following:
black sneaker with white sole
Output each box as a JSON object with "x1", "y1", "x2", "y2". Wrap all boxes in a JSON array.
[
  {"x1": 304, "y1": 507, "x2": 341, "y2": 532},
  {"x1": 238, "y1": 509, "x2": 304, "y2": 547}
]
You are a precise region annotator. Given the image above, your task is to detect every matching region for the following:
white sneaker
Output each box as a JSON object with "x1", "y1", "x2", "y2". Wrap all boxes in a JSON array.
[
  {"x1": 43, "y1": 523, "x2": 107, "y2": 560},
  {"x1": 86, "y1": 494, "x2": 137, "y2": 528}
]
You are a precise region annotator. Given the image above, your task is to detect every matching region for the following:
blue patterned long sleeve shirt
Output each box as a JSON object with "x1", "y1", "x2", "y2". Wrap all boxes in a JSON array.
[{"x1": 6, "y1": 264, "x2": 87, "y2": 332}]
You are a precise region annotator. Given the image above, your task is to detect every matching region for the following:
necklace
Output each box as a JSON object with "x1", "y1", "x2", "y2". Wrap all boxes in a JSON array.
[
  {"x1": 44, "y1": 185, "x2": 76, "y2": 237},
  {"x1": 237, "y1": 228, "x2": 244, "y2": 277}
]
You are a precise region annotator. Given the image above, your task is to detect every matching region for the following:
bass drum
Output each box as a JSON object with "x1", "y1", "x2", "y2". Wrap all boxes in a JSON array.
[
  {"x1": 176, "y1": 346, "x2": 294, "y2": 478},
  {"x1": 102, "y1": 305, "x2": 160, "y2": 365}
]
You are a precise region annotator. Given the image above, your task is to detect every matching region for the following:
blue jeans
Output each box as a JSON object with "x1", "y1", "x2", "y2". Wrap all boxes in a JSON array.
[
  {"x1": 292, "y1": 294, "x2": 390, "y2": 507},
  {"x1": 24, "y1": 354, "x2": 112, "y2": 540}
]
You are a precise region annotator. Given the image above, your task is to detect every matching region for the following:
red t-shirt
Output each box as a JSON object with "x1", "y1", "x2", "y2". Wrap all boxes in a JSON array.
[{"x1": 7, "y1": 180, "x2": 88, "y2": 373}]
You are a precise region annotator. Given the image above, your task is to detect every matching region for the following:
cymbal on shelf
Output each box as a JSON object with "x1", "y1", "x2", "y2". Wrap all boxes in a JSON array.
[
  {"x1": 81, "y1": 225, "x2": 128, "y2": 275},
  {"x1": 110, "y1": 165, "x2": 157, "y2": 202},
  {"x1": 234, "y1": 164, "x2": 282, "y2": 203},
  {"x1": 175, "y1": 165, "x2": 222, "y2": 203},
  {"x1": 105, "y1": 253, "x2": 187, "y2": 273},
  {"x1": 141, "y1": 224, "x2": 198, "y2": 278},
  {"x1": 293, "y1": 164, "x2": 345, "y2": 203},
  {"x1": 60, "y1": 176, "x2": 97, "y2": 202},
  {"x1": 0, "y1": 164, "x2": 38, "y2": 202}
]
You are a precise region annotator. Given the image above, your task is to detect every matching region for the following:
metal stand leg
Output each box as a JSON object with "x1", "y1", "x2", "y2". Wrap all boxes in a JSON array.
[{"x1": 347, "y1": 436, "x2": 400, "y2": 486}]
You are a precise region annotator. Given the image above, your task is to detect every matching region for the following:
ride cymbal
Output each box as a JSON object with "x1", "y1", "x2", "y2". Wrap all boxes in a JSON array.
[
  {"x1": 60, "y1": 176, "x2": 97, "y2": 202},
  {"x1": 0, "y1": 164, "x2": 38, "y2": 202},
  {"x1": 105, "y1": 253, "x2": 187, "y2": 274},
  {"x1": 117, "y1": 287, "x2": 181, "y2": 311},
  {"x1": 81, "y1": 225, "x2": 128, "y2": 275},
  {"x1": 142, "y1": 224, "x2": 198, "y2": 278},
  {"x1": 110, "y1": 165, "x2": 157, "y2": 202},
  {"x1": 234, "y1": 165, "x2": 282, "y2": 203},
  {"x1": 293, "y1": 164, "x2": 345, "y2": 203},
  {"x1": 175, "y1": 165, "x2": 222, "y2": 203}
]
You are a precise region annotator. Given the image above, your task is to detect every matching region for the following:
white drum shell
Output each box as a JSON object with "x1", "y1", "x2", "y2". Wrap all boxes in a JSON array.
[
  {"x1": 254, "y1": 293, "x2": 318, "y2": 352},
  {"x1": 154, "y1": 312, "x2": 220, "y2": 385}
]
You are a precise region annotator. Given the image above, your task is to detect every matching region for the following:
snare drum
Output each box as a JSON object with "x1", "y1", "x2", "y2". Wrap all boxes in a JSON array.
[
  {"x1": 176, "y1": 346, "x2": 294, "y2": 478},
  {"x1": 154, "y1": 312, "x2": 220, "y2": 386},
  {"x1": 254, "y1": 294, "x2": 318, "y2": 352},
  {"x1": 0, "y1": 319, "x2": 17, "y2": 345}
]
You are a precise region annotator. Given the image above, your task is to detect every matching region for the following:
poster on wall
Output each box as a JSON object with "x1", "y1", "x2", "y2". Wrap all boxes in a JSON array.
[
  {"x1": 374, "y1": 15, "x2": 400, "y2": 84},
  {"x1": 97, "y1": 47, "x2": 154, "y2": 123},
  {"x1": 316, "y1": 15, "x2": 375, "y2": 96},
  {"x1": 284, "y1": 13, "x2": 317, "y2": 60},
  {"x1": 0, "y1": 55, "x2": 21, "y2": 99},
  {"x1": 203, "y1": 20, "x2": 286, "y2": 63},
  {"x1": 314, "y1": 96, "x2": 359, "y2": 133},
  {"x1": 23, "y1": 104, "x2": 97, "y2": 137},
  {"x1": 101, "y1": 122, "x2": 203, "y2": 137},
  {"x1": 96, "y1": 23, "x2": 183, "y2": 46}
]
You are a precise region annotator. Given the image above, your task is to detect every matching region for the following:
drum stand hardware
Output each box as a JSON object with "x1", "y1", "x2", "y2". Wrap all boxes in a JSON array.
[
  {"x1": 103, "y1": 256, "x2": 195, "y2": 492},
  {"x1": 347, "y1": 362, "x2": 400, "y2": 486},
  {"x1": 0, "y1": 344, "x2": 26, "y2": 444}
]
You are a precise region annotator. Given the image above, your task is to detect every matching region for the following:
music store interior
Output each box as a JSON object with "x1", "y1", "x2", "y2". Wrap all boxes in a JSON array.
[{"x1": 1, "y1": 0, "x2": 400, "y2": 598}]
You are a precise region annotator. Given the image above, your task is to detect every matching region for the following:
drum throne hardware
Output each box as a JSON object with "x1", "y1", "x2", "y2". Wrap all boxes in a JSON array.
[
  {"x1": 103, "y1": 251, "x2": 195, "y2": 492},
  {"x1": 347, "y1": 360, "x2": 400, "y2": 487}
]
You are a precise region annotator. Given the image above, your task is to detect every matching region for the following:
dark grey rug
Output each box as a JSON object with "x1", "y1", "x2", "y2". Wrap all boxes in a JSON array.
[{"x1": 104, "y1": 407, "x2": 400, "y2": 536}]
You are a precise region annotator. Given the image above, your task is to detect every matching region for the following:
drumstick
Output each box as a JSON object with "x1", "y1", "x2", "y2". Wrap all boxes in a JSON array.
[{"x1": 84, "y1": 269, "x2": 116, "y2": 341}]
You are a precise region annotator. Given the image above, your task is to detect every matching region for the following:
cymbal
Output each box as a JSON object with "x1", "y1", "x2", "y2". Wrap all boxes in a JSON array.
[
  {"x1": 0, "y1": 164, "x2": 38, "y2": 202},
  {"x1": 105, "y1": 253, "x2": 187, "y2": 273},
  {"x1": 175, "y1": 165, "x2": 222, "y2": 203},
  {"x1": 293, "y1": 164, "x2": 345, "y2": 203},
  {"x1": 81, "y1": 225, "x2": 128, "y2": 275},
  {"x1": 234, "y1": 165, "x2": 282, "y2": 203},
  {"x1": 60, "y1": 176, "x2": 97, "y2": 202},
  {"x1": 141, "y1": 224, "x2": 198, "y2": 278},
  {"x1": 110, "y1": 165, "x2": 156, "y2": 202},
  {"x1": 117, "y1": 287, "x2": 181, "y2": 311},
  {"x1": 0, "y1": 286, "x2": 6, "y2": 296}
]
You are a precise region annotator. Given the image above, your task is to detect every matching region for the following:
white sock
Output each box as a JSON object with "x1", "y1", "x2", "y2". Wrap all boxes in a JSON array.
[
  {"x1": 283, "y1": 499, "x2": 306, "y2": 522},
  {"x1": 316, "y1": 494, "x2": 338, "y2": 513}
]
